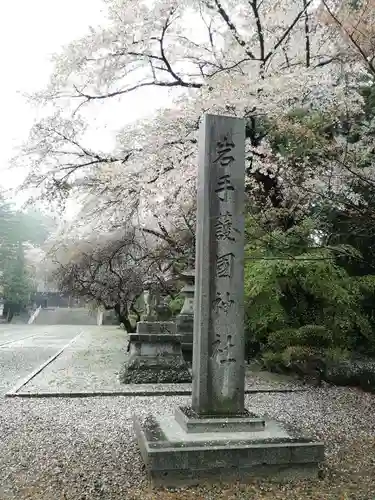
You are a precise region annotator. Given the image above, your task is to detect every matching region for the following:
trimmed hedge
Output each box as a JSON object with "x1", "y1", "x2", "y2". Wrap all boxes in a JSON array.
[{"x1": 261, "y1": 347, "x2": 375, "y2": 391}]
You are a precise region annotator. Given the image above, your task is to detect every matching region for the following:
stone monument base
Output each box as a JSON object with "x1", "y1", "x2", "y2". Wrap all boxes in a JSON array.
[
  {"x1": 133, "y1": 408, "x2": 324, "y2": 487},
  {"x1": 119, "y1": 322, "x2": 191, "y2": 384},
  {"x1": 175, "y1": 406, "x2": 266, "y2": 433}
]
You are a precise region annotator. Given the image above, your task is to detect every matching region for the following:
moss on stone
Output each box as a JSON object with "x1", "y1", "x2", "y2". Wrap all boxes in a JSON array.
[{"x1": 119, "y1": 357, "x2": 191, "y2": 384}]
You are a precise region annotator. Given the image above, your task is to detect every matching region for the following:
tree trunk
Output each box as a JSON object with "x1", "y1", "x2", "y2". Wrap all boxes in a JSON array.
[
  {"x1": 130, "y1": 300, "x2": 141, "y2": 324},
  {"x1": 7, "y1": 306, "x2": 14, "y2": 323},
  {"x1": 114, "y1": 303, "x2": 136, "y2": 333}
]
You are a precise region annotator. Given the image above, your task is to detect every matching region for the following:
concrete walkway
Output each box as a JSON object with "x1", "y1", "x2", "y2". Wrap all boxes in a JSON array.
[
  {"x1": 32, "y1": 307, "x2": 98, "y2": 325},
  {"x1": 14, "y1": 326, "x2": 128, "y2": 395},
  {"x1": 1, "y1": 325, "x2": 303, "y2": 397},
  {"x1": 0, "y1": 325, "x2": 82, "y2": 395}
]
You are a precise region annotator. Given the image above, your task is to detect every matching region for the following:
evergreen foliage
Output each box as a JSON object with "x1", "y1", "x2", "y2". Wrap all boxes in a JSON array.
[
  {"x1": 244, "y1": 214, "x2": 375, "y2": 356},
  {"x1": 0, "y1": 193, "x2": 54, "y2": 318}
]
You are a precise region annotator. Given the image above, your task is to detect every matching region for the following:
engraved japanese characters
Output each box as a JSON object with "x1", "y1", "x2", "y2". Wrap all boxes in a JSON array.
[{"x1": 192, "y1": 114, "x2": 246, "y2": 415}]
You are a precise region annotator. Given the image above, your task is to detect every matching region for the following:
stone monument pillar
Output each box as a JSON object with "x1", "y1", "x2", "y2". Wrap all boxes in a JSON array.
[
  {"x1": 133, "y1": 114, "x2": 324, "y2": 487},
  {"x1": 192, "y1": 114, "x2": 245, "y2": 416}
]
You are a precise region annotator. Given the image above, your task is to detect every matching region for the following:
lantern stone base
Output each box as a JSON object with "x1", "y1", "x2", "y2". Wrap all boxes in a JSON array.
[
  {"x1": 133, "y1": 410, "x2": 324, "y2": 488},
  {"x1": 175, "y1": 314, "x2": 193, "y2": 363},
  {"x1": 119, "y1": 322, "x2": 192, "y2": 384}
]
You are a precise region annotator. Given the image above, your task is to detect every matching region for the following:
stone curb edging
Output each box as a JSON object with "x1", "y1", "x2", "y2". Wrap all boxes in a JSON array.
[
  {"x1": 5, "y1": 387, "x2": 307, "y2": 398},
  {"x1": 27, "y1": 306, "x2": 41, "y2": 325}
]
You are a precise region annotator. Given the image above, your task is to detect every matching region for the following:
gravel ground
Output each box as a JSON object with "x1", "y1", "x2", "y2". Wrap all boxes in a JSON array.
[
  {"x1": 1, "y1": 387, "x2": 375, "y2": 500},
  {"x1": 1, "y1": 327, "x2": 374, "y2": 499}
]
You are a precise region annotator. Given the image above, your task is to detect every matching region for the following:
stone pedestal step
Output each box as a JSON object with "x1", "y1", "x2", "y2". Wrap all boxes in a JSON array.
[
  {"x1": 120, "y1": 322, "x2": 192, "y2": 384},
  {"x1": 133, "y1": 413, "x2": 324, "y2": 488},
  {"x1": 175, "y1": 406, "x2": 266, "y2": 433}
]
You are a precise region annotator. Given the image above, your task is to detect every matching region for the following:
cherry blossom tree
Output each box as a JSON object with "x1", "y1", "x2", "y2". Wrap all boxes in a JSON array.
[
  {"x1": 319, "y1": 0, "x2": 375, "y2": 75},
  {"x1": 13, "y1": 0, "x2": 375, "y2": 361},
  {"x1": 16, "y1": 0, "x2": 359, "y2": 231},
  {"x1": 43, "y1": 202, "x2": 196, "y2": 328}
]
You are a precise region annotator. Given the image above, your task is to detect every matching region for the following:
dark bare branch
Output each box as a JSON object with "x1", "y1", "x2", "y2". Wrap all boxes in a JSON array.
[{"x1": 213, "y1": 0, "x2": 256, "y2": 59}]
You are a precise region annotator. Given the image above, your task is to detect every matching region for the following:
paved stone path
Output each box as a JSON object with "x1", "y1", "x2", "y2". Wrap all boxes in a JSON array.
[
  {"x1": 0, "y1": 325, "x2": 127, "y2": 395},
  {"x1": 32, "y1": 307, "x2": 97, "y2": 325},
  {"x1": 18, "y1": 326, "x2": 128, "y2": 394},
  {"x1": 0, "y1": 325, "x2": 302, "y2": 397},
  {"x1": 0, "y1": 325, "x2": 83, "y2": 395}
]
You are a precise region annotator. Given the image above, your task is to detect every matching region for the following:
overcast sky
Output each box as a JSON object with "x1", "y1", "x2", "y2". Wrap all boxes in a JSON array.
[
  {"x1": 0, "y1": 0, "x2": 172, "y2": 197},
  {"x1": 0, "y1": 0, "x2": 106, "y2": 190}
]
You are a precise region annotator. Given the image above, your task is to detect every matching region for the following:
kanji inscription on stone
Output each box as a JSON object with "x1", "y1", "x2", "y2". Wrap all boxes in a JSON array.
[
  {"x1": 220, "y1": 335, "x2": 236, "y2": 365},
  {"x1": 215, "y1": 212, "x2": 239, "y2": 242},
  {"x1": 212, "y1": 334, "x2": 236, "y2": 366},
  {"x1": 192, "y1": 113, "x2": 245, "y2": 416},
  {"x1": 213, "y1": 137, "x2": 235, "y2": 167},
  {"x1": 212, "y1": 291, "x2": 234, "y2": 314},
  {"x1": 215, "y1": 174, "x2": 235, "y2": 202},
  {"x1": 216, "y1": 253, "x2": 234, "y2": 278}
]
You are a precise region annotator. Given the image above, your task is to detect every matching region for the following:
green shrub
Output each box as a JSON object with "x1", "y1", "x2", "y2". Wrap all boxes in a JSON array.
[
  {"x1": 261, "y1": 346, "x2": 320, "y2": 372},
  {"x1": 261, "y1": 343, "x2": 375, "y2": 390},
  {"x1": 267, "y1": 325, "x2": 333, "y2": 351},
  {"x1": 261, "y1": 351, "x2": 285, "y2": 373},
  {"x1": 297, "y1": 325, "x2": 333, "y2": 348},
  {"x1": 244, "y1": 215, "x2": 373, "y2": 354},
  {"x1": 167, "y1": 295, "x2": 184, "y2": 316},
  {"x1": 324, "y1": 360, "x2": 362, "y2": 386},
  {"x1": 261, "y1": 346, "x2": 325, "y2": 385},
  {"x1": 267, "y1": 329, "x2": 300, "y2": 351},
  {"x1": 280, "y1": 345, "x2": 319, "y2": 365},
  {"x1": 359, "y1": 369, "x2": 375, "y2": 392},
  {"x1": 323, "y1": 347, "x2": 351, "y2": 363}
]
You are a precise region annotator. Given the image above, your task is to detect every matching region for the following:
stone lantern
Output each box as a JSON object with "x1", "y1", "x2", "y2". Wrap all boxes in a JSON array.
[
  {"x1": 175, "y1": 268, "x2": 195, "y2": 362},
  {"x1": 141, "y1": 280, "x2": 159, "y2": 321},
  {"x1": 120, "y1": 276, "x2": 191, "y2": 384}
]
